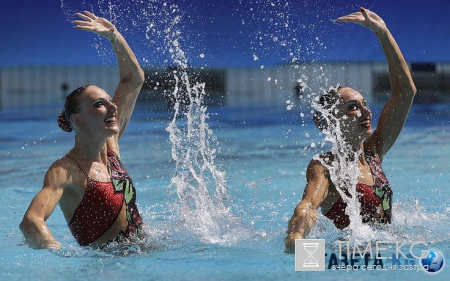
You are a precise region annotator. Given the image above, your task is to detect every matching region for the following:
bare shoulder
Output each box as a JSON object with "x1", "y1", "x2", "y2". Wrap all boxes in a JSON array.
[
  {"x1": 44, "y1": 157, "x2": 84, "y2": 193},
  {"x1": 307, "y1": 153, "x2": 342, "y2": 213},
  {"x1": 304, "y1": 154, "x2": 331, "y2": 199},
  {"x1": 45, "y1": 157, "x2": 73, "y2": 180},
  {"x1": 307, "y1": 152, "x2": 334, "y2": 177},
  {"x1": 44, "y1": 158, "x2": 65, "y2": 182},
  {"x1": 45, "y1": 156, "x2": 88, "y2": 216}
]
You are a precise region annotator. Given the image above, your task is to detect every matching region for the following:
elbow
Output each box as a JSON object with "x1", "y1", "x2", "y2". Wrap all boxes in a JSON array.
[
  {"x1": 411, "y1": 84, "x2": 417, "y2": 96},
  {"x1": 394, "y1": 82, "x2": 417, "y2": 100},
  {"x1": 405, "y1": 78, "x2": 417, "y2": 96},
  {"x1": 133, "y1": 65, "x2": 145, "y2": 86},
  {"x1": 407, "y1": 81, "x2": 417, "y2": 96},
  {"x1": 19, "y1": 213, "x2": 33, "y2": 234},
  {"x1": 120, "y1": 67, "x2": 145, "y2": 87},
  {"x1": 132, "y1": 69, "x2": 146, "y2": 87},
  {"x1": 136, "y1": 67, "x2": 145, "y2": 86},
  {"x1": 406, "y1": 85, "x2": 417, "y2": 102},
  {"x1": 19, "y1": 221, "x2": 26, "y2": 234},
  {"x1": 19, "y1": 212, "x2": 44, "y2": 235},
  {"x1": 135, "y1": 71, "x2": 146, "y2": 89},
  {"x1": 19, "y1": 214, "x2": 61, "y2": 249}
]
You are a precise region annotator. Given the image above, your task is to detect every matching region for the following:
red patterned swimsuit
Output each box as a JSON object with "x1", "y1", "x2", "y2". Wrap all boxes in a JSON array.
[
  {"x1": 324, "y1": 152, "x2": 393, "y2": 229},
  {"x1": 66, "y1": 150, "x2": 143, "y2": 246}
]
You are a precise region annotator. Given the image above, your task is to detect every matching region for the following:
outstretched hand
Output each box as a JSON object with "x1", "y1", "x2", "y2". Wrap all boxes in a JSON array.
[
  {"x1": 74, "y1": 11, "x2": 117, "y2": 40},
  {"x1": 336, "y1": 7, "x2": 386, "y2": 33}
]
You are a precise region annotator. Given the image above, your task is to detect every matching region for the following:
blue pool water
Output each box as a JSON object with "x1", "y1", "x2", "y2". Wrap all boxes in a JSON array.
[{"x1": 1, "y1": 99, "x2": 449, "y2": 280}]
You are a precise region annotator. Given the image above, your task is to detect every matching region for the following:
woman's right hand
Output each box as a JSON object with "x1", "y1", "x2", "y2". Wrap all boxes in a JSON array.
[{"x1": 74, "y1": 11, "x2": 118, "y2": 41}]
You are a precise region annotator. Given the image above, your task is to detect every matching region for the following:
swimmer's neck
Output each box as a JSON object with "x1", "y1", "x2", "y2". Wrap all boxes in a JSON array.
[
  {"x1": 71, "y1": 136, "x2": 109, "y2": 163},
  {"x1": 340, "y1": 136, "x2": 367, "y2": 153}
]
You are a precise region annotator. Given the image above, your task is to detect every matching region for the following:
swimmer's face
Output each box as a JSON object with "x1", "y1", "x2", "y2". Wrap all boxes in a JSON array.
[
  {"x1": 70, "y1": 85, "x2": 119, "y2": 135},
  {"x1": 333, "y1": 87, "x2": 373, "y2": 139}
]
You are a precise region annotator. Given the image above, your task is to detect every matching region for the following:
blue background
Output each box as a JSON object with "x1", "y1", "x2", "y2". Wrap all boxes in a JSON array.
[{"x1": 1, "y1": 0, "x2": 450, "y2": 67}]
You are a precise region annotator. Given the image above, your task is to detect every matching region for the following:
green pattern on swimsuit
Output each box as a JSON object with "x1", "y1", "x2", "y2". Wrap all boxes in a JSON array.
[{"x1": 112, "y1": 178, "x2": 135, "y2": 204}]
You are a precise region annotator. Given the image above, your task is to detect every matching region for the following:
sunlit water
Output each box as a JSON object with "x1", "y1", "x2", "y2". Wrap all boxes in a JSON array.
[
  {"x1": 1, "y1": 100, "x2": 449, "y2": 280},
  {"x1": 1, "y1": 0, "x2": 449, "y2": 279}
]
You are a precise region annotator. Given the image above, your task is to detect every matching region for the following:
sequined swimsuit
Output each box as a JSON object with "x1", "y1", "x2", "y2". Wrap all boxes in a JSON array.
[
  {"x1": 66, "y1": 150, "x2": 143, "y2": 246},
  {"x1": 324, "y1": 152, "x2": 393, "y2": 229}
]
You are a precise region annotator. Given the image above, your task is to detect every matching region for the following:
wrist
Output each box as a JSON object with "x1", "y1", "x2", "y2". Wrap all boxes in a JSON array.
[
  {"x1": 285, "y1": 231, "x2": 304, "y2": 245},
  {"x1": 30, "y1": 236, "x2": 61, "y2": 250},
  {"x1": 106, "y1": 28, "x2": 119, "y2": 43},
  {"x1": 373, "y1": 25, "x2": 388, "y2": 37},
  {"x1": 42, "y1": 239, "x2": 62, "y2": 250}
]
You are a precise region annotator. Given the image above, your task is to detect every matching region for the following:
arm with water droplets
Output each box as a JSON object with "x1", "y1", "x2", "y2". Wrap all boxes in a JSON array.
[
  {"x1": 74, "y1": 11, "x2": 145, "y2": 142},
  {"x1": 19, "y1": 164, "x2": 65, "y2": 250},
  {"x1": 285, "y1": 159, "x2": 329, "y2": 253},
  {"x1": 336, "y1": 7, "x2": 416, "y2": 159}
]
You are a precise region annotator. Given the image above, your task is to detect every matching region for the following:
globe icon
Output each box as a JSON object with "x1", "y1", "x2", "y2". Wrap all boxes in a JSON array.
[{"x1": 421, "y1": 250, "x2": 444, "y2": 273}]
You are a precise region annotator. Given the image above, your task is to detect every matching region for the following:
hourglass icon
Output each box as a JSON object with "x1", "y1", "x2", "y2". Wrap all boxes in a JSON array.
[{"x1": 303, "y1": 242, "x2": 319, "y2": 267}]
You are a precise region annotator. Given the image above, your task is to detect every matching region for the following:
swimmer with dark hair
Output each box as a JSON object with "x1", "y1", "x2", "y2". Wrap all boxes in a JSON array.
[
  {"x1": 285, "y1": 8, "x2": 416, "y2": 251},
  {"x1": 20, "y1": 11, "x2": 145, "y2": 249}
]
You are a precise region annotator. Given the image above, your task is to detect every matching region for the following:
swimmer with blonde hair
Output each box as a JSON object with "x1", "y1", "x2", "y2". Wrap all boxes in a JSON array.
[{"x1": 20, "y1": 11, "x2": 145, "y2": 249}]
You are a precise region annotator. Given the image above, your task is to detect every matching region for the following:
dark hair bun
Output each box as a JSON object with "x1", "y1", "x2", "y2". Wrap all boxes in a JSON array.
[
  {"x1": 57, "y1": 110, "x2": 73, "y2": 132},
  {"x1": 313, "y1": 111, "x2": 327, "y2": 131}
]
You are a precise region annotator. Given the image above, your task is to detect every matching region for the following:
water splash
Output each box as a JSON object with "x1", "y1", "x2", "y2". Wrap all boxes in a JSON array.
[
  {"x1": 60, "y1": 0, "x2": 183, "y2": 66},
  {"x1": 308, "y1": 199, "x2": 450, "y2": 251},
  {"x1": 166, "y1": 81, "x2": 247, "y2": 244},
  {"x1": 305, "y1": 85, "x2": 450, "y2": 247},
  {"x1": 156, "y1": 4, "x2": 249, "y2": 245},
  {"x1": 237, "y1": 0, "x2": 349, "y2": 64},
  {"x1": 59, "y1": 0, "x2": 249, "y2": 245},
  {"x1": 308, "y1": 85, "x2": 373, "y2": 242}
]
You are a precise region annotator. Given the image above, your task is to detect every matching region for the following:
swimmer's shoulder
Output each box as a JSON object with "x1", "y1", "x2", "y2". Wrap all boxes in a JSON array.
[
  {"x1": 43, "y1": 155, "x2": 85, "y2": 191},
  {"x1": 310, "y1": 152, "x2": 334, "y2": 167},
  {"x1": 46, "y1": 156, "x2": 87, "y2": 219},
  {"x1": 306, "y1": 152, "x2": 334, "y2": 180}
]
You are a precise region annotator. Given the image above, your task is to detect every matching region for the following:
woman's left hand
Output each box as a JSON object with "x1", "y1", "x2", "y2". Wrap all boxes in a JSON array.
[{"x1": 336, "y1": 7, "x2": 386, "y2": 34}]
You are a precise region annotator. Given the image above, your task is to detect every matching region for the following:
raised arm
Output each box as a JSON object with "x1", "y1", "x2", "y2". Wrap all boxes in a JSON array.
[
  {"x1": 285, "y1": 159, "x2": 330, "y2": 252},
  {"x1": 19, "y1": 165, "x2": 65, "y2": 249},
  {"x1": 74, "y1": 11, "x2": 145, "y2": 141},
  {"x1": 337, "y1": 8, "x2": 416, "y2": 159}
]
